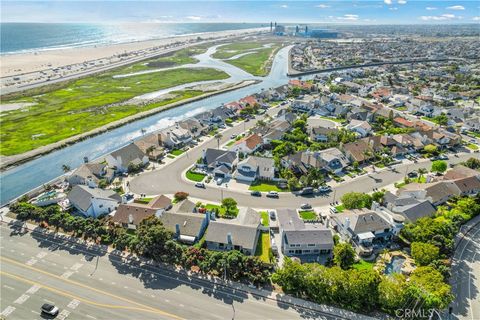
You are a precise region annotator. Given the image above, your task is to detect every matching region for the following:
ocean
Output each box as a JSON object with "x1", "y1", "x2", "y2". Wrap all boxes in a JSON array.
[{"x1": 0, "y1": 22, "x2": 267, "y2": 54}]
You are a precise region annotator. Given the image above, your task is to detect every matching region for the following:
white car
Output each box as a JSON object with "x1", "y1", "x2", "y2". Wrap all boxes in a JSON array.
[{"x1": 266, "y1": 191, "x2": 279, "y2": 198}]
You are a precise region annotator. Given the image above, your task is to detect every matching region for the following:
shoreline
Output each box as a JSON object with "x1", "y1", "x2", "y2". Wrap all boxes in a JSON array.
[
  {"x1": 0, "y1": 79, "x2": 259, "y2": 172},
  {"x1": 0, "y1": 27, "x2": 268, "y2": 93}
]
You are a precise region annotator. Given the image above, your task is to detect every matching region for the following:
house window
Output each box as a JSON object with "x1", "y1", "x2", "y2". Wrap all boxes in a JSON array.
[
  {"x1": 304, "y1": 250, "x2": 310, "y2": 253},
  {"x1": 308, "y1": 244, "x2": 316, "y2": 247},
  {"x1": 218, "y1": 243, "x2": 224, "y2": 249},
  {"x1": 384, "y1": 228, "x2": 390, "y2": 233},
  {"x1": 288, "y1": 250, "x2": 294, "y2": 254},
  {"x1": 313, "y1": 249, "x2": 319, "y2": 253},
  {"x1": 99, "y1": 204, "x2": 103, "y2": 208}
]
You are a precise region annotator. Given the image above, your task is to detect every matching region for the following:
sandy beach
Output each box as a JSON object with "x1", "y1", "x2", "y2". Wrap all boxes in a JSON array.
[{"x1": 0, "y1": 27, "x2": 267, "y2": 78}]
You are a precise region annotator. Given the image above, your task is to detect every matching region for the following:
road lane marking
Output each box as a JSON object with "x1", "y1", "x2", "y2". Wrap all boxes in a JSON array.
[
  {"x1": 67, "y1": 299, "x2": 80, "y2": 309},
  {"x1": 86, "y1": 315, "x2": 97, "y2": 319},
  {"x1": 26, "y1": 258, "x2": 38, "y2": 266},
  {"x1": 1, "y1": 271, "x2": 182, "y2": 318},
  {"x1": 1, "y1": 306, "x2": 16, "y2": 317},
  {"x1": 36, "y1": 252, "x2": 48, "y2": 259},
  {"x1": 26, "y1": 284, "x2": 41, "y2": 294},
  {"x1": 61, "y1": 271, "x2": 74, "y2": 279},
  {"x1": 0, "y1": 259, "x2": 184, "y2": 320},
  {"x1": 13, "y1": 294, "x2": 30, "y2": 305},
  {"x1": 57, "y1": 309, "x2": 71, "y2": 320},
  {"x1": 3, "y1": 284, "x2": 15, "y2": 290},
  {"x1": 70, "y1": 263, "x2": 83, "y2": 271}
]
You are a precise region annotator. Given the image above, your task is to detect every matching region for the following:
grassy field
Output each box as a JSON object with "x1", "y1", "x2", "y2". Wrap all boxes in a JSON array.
[
  {"x1": 255, "y1": 231, "x2": 271, "y2": 263},
  {"x1": 170, "y1": 149, "x2": 186, "y2": 156},
  {"x1": 334, "y1": 204, "x2": 345, "y2": 213},
  {"x1": 1, "y1": 67, "x2": 229, "y2": 156},
  {"x1": 249, "y1": 181, "x2": 287, "y2": 192},
  {"x1": 227, "y1": 46, "x2": 282, "y2": 76},
  {"x1": 212, "y1": 42, "x2": 266, "y2": 59},
  {"x1": 299, "y1": 210, "x2": 317, "y2": 220},
  {"x1": 115, "y1": 45, "x2": 210, "y2": 74},
  {"x1": 466, "y1": 143, "x2": 479, "y2": 150},
  {"x1": 185, "y1": 170, "x2": 206, "y2": 182}
]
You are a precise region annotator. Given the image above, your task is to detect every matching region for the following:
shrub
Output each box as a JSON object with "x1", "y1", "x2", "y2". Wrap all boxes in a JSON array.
[{"x1": 174, "y1": 192, "x2": 189, "y2": 201}]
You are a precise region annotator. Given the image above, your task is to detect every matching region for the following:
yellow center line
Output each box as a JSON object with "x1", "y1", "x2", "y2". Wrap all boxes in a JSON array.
[{"x1": 0, "y1": 256, "x2": 183, "y2": 320}]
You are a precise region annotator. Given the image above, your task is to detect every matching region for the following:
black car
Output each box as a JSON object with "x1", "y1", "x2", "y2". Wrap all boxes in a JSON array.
[
  {"x1": 300, "y1": 187, "x2": 314, "y2": 195},
  {"x1": 41, "y1": 304, "x2": 59, "y2": 316},
  {"x1": 407, "y1": 171, "x2": 418, "y2": 178},
  {"x1": 250, "y1": 191, "x2": 261, "y2": 197}
]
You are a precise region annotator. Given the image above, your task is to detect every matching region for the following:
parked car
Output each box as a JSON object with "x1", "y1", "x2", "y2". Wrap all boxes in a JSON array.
[
  {"x1": 329, "y1": 207, "x2": 338, "y2": 214},
  {"x1": 300, "y1": 203, "x2": 312, "y2": 210},
  {"x1": 195, "y1": 182, "x2": 206, "y2": 188},
  {"x1": 250, "y1": 191, "x2": 261, "y2": 197},
  {"x1": 266, "y1": 191, "x2": 279, "y2": 198},
  {"x1": 300, "y1": 187, "x2": 314, "y2": 195},
  {"x1": 269, "y1": 210, "x2": 276, "y2": 220},
  {"x1": 41, "y1": 304, "x2": 59, "y2": 316},
  {"x1": 216, "y1": 178, "x2": 223, "y2": 185},
  {"x1": 230, "y1": 134, "x2": 237, "y2": 139},
  {"x1": 438, "y1": 154, "x2": 448, "y2": 160},
  {"x1": 407, "y1": 171, "x2": 418, "y2": 178},
  {"x1": 318, "y1": 185, "x2": 332, "y2": 193}
]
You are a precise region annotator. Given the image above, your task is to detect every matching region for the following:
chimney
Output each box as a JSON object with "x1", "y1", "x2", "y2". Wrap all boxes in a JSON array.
[
  {"x1": 227, "y1": 232, "x2": 232, "y2": 245},
  {"x1": 175, "y1": 223, "x2": 180, "y2": 236},
  {"x1": 128, "y1": 214, "x2": 133, "y2": 224},
  {"x1": 344, "y1": 217, "x2": 350, "y2": 230}
]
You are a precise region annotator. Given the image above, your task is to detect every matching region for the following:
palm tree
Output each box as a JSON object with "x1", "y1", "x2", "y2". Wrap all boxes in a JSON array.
[
  {"x1": 418, "y1": 168, "x2": 427, "y2": 182},
  {"x1": 61, "y1": 164, "x2": 71, "y2": 173},
  {"x1": 214, "y1": 133, "x2": 223, "y2": 149}
]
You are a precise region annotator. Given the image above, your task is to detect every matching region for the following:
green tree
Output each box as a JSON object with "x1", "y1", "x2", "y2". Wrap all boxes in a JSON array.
[
  {"x1": 423, "y1": 144, "x2": 438, "y2": 155},
  {"x1": 432, "y1": 113, "x2": 448, "y2": 126},
  {"x1": 378, "y1": 273, "x2": 409, "y2": 313},
  {"x1": 61, "y1": 164, "x2": 71, "y2": 173},
  {"x1": 407, "y1": 266, "x2": 453, "y2": 311},
  {"x1": 135, "y1": 216, "x2": 172, "y2": 259},
  {"x1": 341, "y1": 192, "x2": 373, "y2": 209},
  {"x1": 411, "y1": 242, "x2": 440, "y2": 266},
  {"x1": 221, "y1": 198, "x2": 238, "y2": 215},
  {"x1": 463, "y1": 157, "x2": 480, "y2": 169},
  {"x1": 431, "y1": 160, "x2": 447, "y2": 174},
  {"x1": 333, "y1": 243, "x2": 356, "y2": 270}
]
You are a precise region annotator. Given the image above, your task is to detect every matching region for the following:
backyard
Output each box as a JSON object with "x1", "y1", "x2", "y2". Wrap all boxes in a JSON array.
[
  {"x1": 1, "y1": 64, "x2": 229, "y2": 156},
  {"x1": 259, "y1": 211, "x2": 269, "y2": 227},
  {"x1": 255, "y1": 231, "x2": 271, "y2": 263},
  {"x1": 352, "y1": 259, "x2": 375, "y2": 271},
  {"x1": 299, "y1": 210, "x2": 317, "y2": 220}
]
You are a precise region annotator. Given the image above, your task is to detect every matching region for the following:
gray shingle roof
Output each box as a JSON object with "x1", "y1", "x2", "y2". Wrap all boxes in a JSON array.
[
  {"x1": 160, "y1": 212, "x2": 205, "y2": 237},
  {"x1": 276, "y1": 209, "x2": 333, "y2": 246},
  {"x1": 110, "y1": 143, "x2": 146, "y2": 168},
  {"x1": 67, "y1": 185, "x2": 121, "y2": 212},
  {"x1": 203, "y1": 148, "x2": 237, "y2": 167}
]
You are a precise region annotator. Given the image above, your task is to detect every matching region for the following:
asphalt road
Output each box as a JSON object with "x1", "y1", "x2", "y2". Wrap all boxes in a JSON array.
[
  {"x1": 451, "y1": 220, "x2": 480, "y2": 320},
  {"x1": 129, "y1": 111, "x2": 477, "y2": 209},
  {"x1": 0, "y1": 223, "x2": 361, "y2": 320}
]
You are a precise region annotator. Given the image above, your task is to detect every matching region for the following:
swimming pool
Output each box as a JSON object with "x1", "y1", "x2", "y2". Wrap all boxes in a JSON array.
[{"x1": 384, "y1": 255, "x2": 406, "y2": 275}]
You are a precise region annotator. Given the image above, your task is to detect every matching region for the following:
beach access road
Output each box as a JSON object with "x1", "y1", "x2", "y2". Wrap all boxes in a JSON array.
[
  {"x1": 129, "y1": 106, "x2": 477, "y2": 209},
  {"x1": 0, "y1": 222, "x2": 372, "y2": 320}
]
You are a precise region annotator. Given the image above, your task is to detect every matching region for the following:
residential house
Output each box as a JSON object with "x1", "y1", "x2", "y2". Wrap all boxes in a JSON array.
[
  {"x1": 451, "y1": 176, "x2": 480, "y2": 196},
  {"x1": 330, "y1": 208, "x2": 397, "y2": 256},
  {"x1": 464, "y1": 117, "x2": 480, "y2": 132},
  {"x1": 158, "y1": 125, "x2": 192, "y2": 149},
  {"x1": 204, "y1": 207, "x2": 261, "y2": 255},
  {"x1": 106, "y1": 143, "x2": 149, "y2": 173},
  {"x1": 398, "y1": 181, "x2": 461, "y2": 206},
  {"x1": 346, "y1": 119, "x2": 372, "y2": 138},
  {"x1": 158, "y1": 211, "x2": 209, "y2": 244},
  {"x1": 341, "y1": 139, "x2": 373, "y2": 164},
  {"x1": 199, "y1": 148, "x2": 238, "y2": 178},
  {"x1": 234, "y1": 156, "x2": 275, "y2": 182},
  {"x1": 276, "y1": 209, "x2": 333, "y2": 261},
  {"x1": 229, "y1": 134, "x2": 263, "y2": 155},
  {"x1": 393, "y1": 117, "x2": 415, "y2": 129},
  {"x1": 444, "y1": 165, "x2": 480, "y2": 180},
  {"x1": 382, "y1": 191, "x2": 436, "y2": 223},
  {"x1": 315, "y1": 148, "x2": 350, "y2": 174},
  {"x1": 178, "y1": 117, "x2": 208, "y2": 138},
  {"x1": 111, "y1": 195, "x2": 172, "y2": 228},
  {"x1": 309, "y1": 126, "x2": 338, "y2": 142},
  {"x1": 134, "y1": 134, "x2": 165, "y2": 161},
  {"x1": 68, "y1": 163, "x2": 114, "y2": 188},
  {"x1": 68, "y1": 185, "x2": 121, "y2": 218}
]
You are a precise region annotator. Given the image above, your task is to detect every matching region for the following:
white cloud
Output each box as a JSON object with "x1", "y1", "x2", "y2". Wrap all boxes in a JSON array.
[
  {"x1": 425, "y1": 7, "x2": 437, "y2": 10},
  {"x1": 337, "y1": 14, "x2": 359, "y2": 21},
  {"x1": 315, "y1": 4, "x2": 331, "y2": 8},
  {"x1": 473, "y1": 16, "x2": 480, "y2": 21},
  {"x1": 186, "y1": 16, "x2": 201, "y2": 20},
  {"x1": 384, "y1": 0, "x2": 392, "y2": 4},
  {"x1": 389, "y1": 7, "x2": 398, "y2": 11},
  {"x1": 420, "y1": 13, "x2": 459, "y2": 21},
  {"x1": 398, "y1": 0, "x2": 407, "y2": 4},
  {"x1": 280, "y1": 4, "x2": 288, "y2": 8},
  {"x1": 446, "y1": 5, "x2": 465, "y2": 10}
]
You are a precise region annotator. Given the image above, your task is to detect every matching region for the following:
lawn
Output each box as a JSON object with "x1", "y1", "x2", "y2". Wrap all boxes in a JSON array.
[
  {"x1": 255, "y1": 231, "x2": 271, "y2": 263},
  {"x1": 467, "y1": 131, "x2": 480, "y2": 138},
  {"x1": 225, "y1": 140, "x2": 236, "y2": 147},
  {"x1": 299, "y1": 210, "x2": 317, "y2": 220},
  {"x1": 259, "y1": 211, "x2": 269, "y2": 227},
  {"x1": 249, "y1": 181, "x2": 287, "y2": 192},
  {"x1": 226, "y1": 46, "x2": 282, "y2": 76},
  {"x1": 1, "y1": 66, "x2": 229, "y2": 156},
  {"x1": 185, "y1": 170, "x2": 206, "y2": 182},
  {"x1": 134, "y1": 197, "x2": 153, "y2": 204},
  {"x1": 170, "y1": 149, "x2": 185, "y2": 156},
  {"x1": 318, "y1": 116, "x2": 344, "y2": 123},
  {"x1": 204, "y1": 203, "x2": 238, "y2": 218},
  {"x1": 466, "y1": 143, "x2": 479, "y2": 150},
  {"x1": 335, "y1": 204, "x2": 345, "y2": 213},
  {"x1": 353, "y1": 259, "x2": 375, "y2": 271},
  {"x1": 212, "y1": 42, "x2": 266, "y2": 59}
]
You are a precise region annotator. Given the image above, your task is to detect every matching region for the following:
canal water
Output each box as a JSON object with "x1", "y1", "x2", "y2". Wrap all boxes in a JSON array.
[{"x1": 0, "y1": 45, "x2": 294, "y2": 205}]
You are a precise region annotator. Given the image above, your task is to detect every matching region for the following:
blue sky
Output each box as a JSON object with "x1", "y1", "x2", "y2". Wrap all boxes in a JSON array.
[{"x1": 2, "y1": 1, "x2": 479, "y2": 24}]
